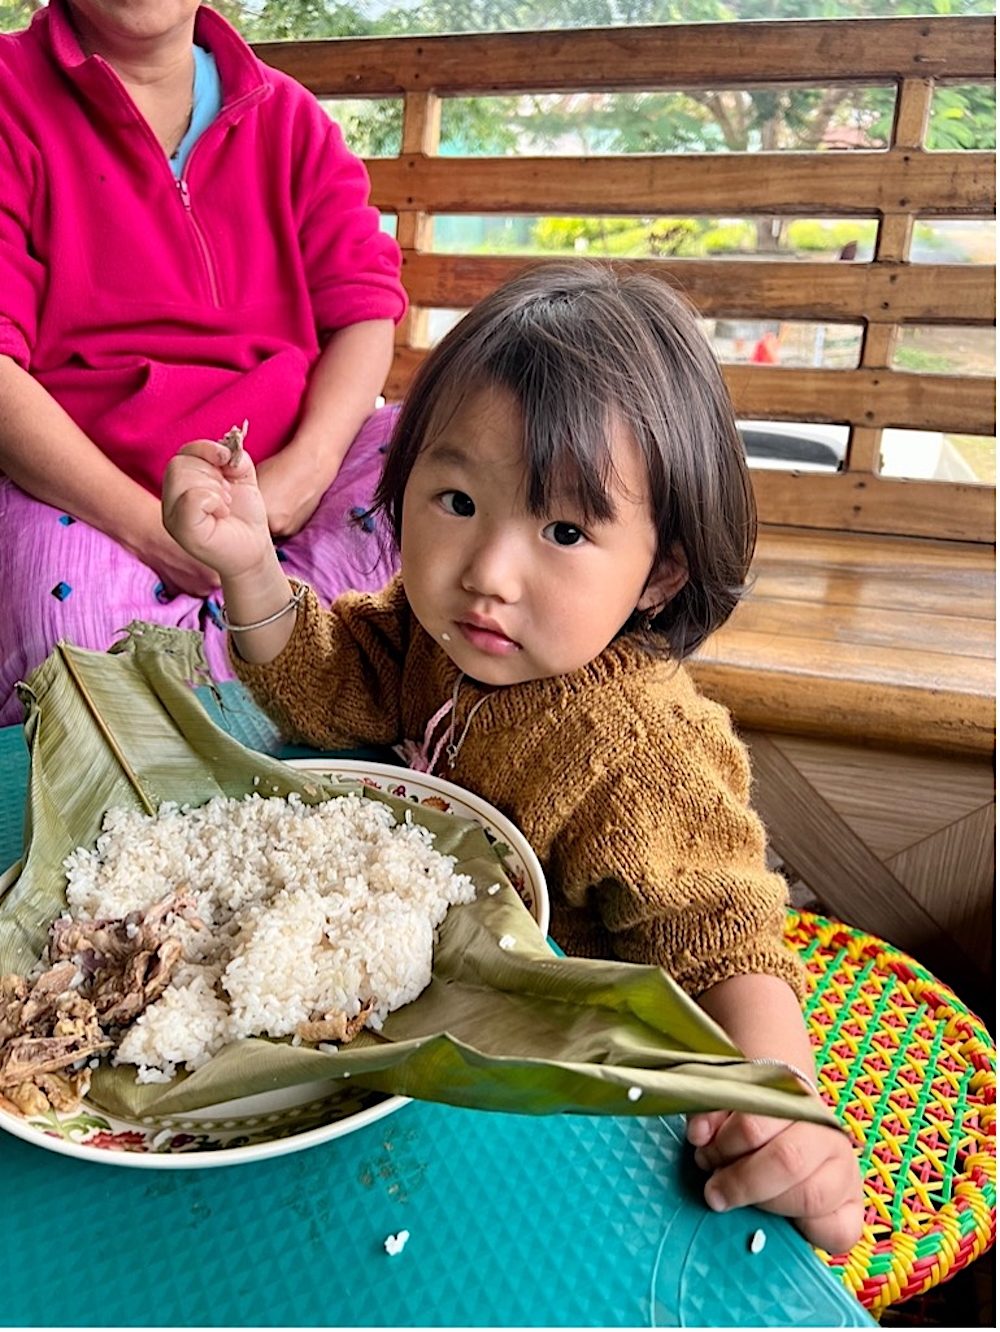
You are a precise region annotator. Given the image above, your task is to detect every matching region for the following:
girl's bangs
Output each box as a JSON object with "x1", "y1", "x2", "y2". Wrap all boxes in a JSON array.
[
  {"x1": 492, "y1": 337, "x2": 620, "y2": 523},
  {"x1": 412, "y1": 302, "x2": 631, "y2": 525},
  {"x1": 519, "y1": 401, "x2": 618, "y2": 524}
]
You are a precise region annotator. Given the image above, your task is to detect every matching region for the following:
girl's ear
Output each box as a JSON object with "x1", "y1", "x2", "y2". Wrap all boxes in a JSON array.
[{"x1": 636, "y1": 542, "x2": 689, "y2": 614}]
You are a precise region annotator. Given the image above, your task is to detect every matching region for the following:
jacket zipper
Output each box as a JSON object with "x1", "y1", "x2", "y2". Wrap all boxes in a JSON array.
[
  {"x1": 172, "y1": 91, "x2": 260, "y2": 310},
  {"x1": 94, "y1": 56, "x2": 263, "y2": 311},
  {"x1": 176, "y1": 175, "x2": 221, "y2": 308}
]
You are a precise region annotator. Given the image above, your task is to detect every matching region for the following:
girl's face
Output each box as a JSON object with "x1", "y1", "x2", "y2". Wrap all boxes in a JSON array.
[{"x1": 400, "y1": 386, "x2": 683, "y2": 686}]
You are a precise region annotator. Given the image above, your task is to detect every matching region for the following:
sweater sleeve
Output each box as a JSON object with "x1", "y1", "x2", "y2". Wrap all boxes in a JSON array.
[
  {"x1": 551, "y1": 698, "x2": 804, "y2": 1000},
  {"x1": 288, "y1": 92, "x2": 407, "y2": 336},
  {"x1": 230, "y1": 578, "x2": 409, "y2": 750},
  {"x1": 0, "y1": 114, "x2": 44, "y2": 368}
]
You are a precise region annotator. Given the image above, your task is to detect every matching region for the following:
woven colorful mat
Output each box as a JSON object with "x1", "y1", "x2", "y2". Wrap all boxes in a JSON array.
[{"x1": 785, "y1": 910, "x2": 995, "y2": 1318}]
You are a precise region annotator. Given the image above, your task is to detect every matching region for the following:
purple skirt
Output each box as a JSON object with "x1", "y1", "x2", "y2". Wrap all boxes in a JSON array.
[{"x1": 0, "y1": 405, "x2": 400, "y2": 727}]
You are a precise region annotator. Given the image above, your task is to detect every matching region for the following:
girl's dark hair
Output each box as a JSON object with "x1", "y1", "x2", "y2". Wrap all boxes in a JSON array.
[{"x1": 373, "y1": 261, "x2": 756, "y2": 660}]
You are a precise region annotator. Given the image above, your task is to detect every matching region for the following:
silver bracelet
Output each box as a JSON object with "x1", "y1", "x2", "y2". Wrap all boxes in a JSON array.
[
  {"x1": 220, "y1": 580, "x2": 307, "y2": 633},
  {"x1": 751, "y1": 1058, "x2": 820, "y2": 1098}
]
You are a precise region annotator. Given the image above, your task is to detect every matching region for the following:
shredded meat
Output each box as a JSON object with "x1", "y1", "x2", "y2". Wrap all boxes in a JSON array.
[
  {"x1": 87, "y1": 935, "x2": 184, "y2": 1026},
  {"x1": 0, "y1": 974, "x2": 30, "y2": 1044},
  {"x1": 0, "y1": 978, "x2": 110, "y2": 1092},
  {"x1": 3, "y1": 1067, "x2": 94, "y2": 1117},
  {"x1": 47, "y1": 892, "x2": 196, "y2": 1026},
  {"x1": 297, "y1": 998, "x2": 376, "y2": 1045},
  {"x1": 0, "y1": 892, "x2": 196, "y2": 1117}
]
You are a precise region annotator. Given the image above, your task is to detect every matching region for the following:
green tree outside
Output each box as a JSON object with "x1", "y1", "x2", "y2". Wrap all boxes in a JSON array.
[{"x1": 2, "y1": 0, "x2": 993, "y2": 260}]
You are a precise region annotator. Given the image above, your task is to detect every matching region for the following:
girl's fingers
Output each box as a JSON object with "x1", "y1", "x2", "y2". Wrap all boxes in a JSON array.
[
  {"x1": 703, "y1": 1123, "x2": 851, "y2": 1215},
  {"x1": 707, "y1": 1151, "x2": 864, "y2": 1252},
  {"x1": 169, "y1": 482, "x2": 229, "y2": 534},
  {"x1": 221, "y1": 448, "x2": 256, "y2": 481},
  {"x1": 692, "y1": 1110, "x2": 788, "y2": 1170},
  {"x1": 205, "y1": 488, "x2": 232, "y2": 521},
  {"x1": 686, "y1": 1110, "x2": 729, "y2": 1148},
  {"x1": 795, "y1": 1198, "x2": 866, "y2": 1256},
  {"x1": 175, "y1": 438, "x2": 233, "y2": 467}
]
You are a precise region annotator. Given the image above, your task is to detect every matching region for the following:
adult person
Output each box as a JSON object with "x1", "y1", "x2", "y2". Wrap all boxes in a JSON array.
[{"x1": 0, "y1": 0, "x2": 408, "y2": 724}]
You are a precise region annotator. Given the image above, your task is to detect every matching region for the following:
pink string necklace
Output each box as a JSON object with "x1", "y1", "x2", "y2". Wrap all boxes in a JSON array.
[{"x1": 397, "y1": 673, "x2": 491, "y2": 774}]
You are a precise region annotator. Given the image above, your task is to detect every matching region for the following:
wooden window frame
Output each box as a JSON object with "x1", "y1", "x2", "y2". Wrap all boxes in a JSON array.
[{"x1": 257, "y1": 15, "x2": 997, "y2": 544}]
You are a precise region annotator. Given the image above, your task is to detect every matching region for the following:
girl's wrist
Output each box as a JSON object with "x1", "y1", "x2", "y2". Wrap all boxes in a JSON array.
[
  {"x1": 220, "y1": 560, "x2": 301, "y2": 665},
  {"x1": 220, "y1": 553, "x2": 290, "y2": 607},
  {"x1": 220, "y1": 580, "x2": 307, "y2": 633},
  {"x1": 751, "y1": 1057, "x2": 821, "y2": 1099}
]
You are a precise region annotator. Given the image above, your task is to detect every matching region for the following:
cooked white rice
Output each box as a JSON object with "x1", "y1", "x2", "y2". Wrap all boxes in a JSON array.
[{"x1": 61, "y1": 792, "x2": 479, "y2": 1083}]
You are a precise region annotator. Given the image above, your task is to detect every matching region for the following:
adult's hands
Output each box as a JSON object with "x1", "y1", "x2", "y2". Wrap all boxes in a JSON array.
[
  {"x1": 255, "y1": 318, "x2": 396, "y2": 538},
  {"x1": 134, "y1": 523, "x2": 224, "y2": 599},
  {"x1": 0, "y1": 357, "x2": 221, "y2": 598},
  {"x1": 255, "y1": 448, "x2": 331, "y2": 540}
]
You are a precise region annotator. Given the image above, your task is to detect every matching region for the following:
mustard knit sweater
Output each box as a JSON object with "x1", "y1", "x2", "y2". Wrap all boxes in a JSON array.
[{"x1": 233, "y1": 578, "x2": 803, "y2": 999}]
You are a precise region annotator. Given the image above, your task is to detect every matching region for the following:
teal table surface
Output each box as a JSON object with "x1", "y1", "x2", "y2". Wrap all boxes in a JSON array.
[{"x1": 0, "y1": 685, "x2": 875, "y2": 1328}]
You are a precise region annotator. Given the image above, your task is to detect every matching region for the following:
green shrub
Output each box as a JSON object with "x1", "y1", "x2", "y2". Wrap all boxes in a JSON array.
[
  {"x1": 531, "y1": 216, "x2": 642, "y2": 251},
  {"x1": 647, "y1": 217, "x2": 703, "y2": 255},
  {"x1": 786, "y1": 219, "x2": 876, "y2": 254},
  {"x1": 701, "y1": 221, "x2": 756, "y2": 254}
]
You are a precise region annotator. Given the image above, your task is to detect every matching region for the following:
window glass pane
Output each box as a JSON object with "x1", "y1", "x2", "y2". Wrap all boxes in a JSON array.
[
  {"x1": 423, "y1": 311, "x2": 862, "y2": 371},
  {"x1": 707, "y1": 320, "x2": 862, "y2": 369},
  {"x1": 880, "y1": 431, "x2": 995, "y2": 485},
  {"x1": 430, "y1": 215, "x2": 876, "y2": 260},
  {"x1": 232, "y1": 3, "x2": 997, "y2": 43},
  {"x1": 426, "y1": 309, "x2": 466, "y2": 346},
  {"x1": 893, "y1": 326, "x2": 994, "y2": 378},
  {"x1": 420, "y1": 311, "x2": 862, "y2": 370},
  {"x1": 737, "y1": 420, "x2": 847, "y2": 473},
  {"x1": 320, "y1": 98, "x2": 403, "y2": 157},
  {"x1": 439, "y1": 86, "x2": 893, "y2": 157},
  {"x1": 911, "y1": 220, "x2": 995, "y2": 265},
  {"x1": 926, "y1": 83, "x2": 996, "y2": 151}
]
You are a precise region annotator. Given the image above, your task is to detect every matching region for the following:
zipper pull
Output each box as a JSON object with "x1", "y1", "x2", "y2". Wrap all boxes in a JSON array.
[{"x1": 177, "y1": 178, "x2": 192, "y2": 210}]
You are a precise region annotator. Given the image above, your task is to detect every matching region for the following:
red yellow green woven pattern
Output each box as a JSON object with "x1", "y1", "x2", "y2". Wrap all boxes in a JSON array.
[{"x1": 784, "y1": 910, "x2": 995, "y2": 1318}]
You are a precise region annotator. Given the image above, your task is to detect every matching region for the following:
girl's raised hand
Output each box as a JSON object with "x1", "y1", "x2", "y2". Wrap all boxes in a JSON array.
[
  {"x1": 162, "y1": 440, "x2": 272, "y2": 580},
  {"x1": 686, "y1": 1109, "x2": 864, "y2": 1254}
]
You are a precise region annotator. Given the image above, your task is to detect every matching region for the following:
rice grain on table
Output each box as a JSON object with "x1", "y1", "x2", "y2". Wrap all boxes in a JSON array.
[{"x1": 61, "y1": 793, "x2": 478, "y2": 1083}]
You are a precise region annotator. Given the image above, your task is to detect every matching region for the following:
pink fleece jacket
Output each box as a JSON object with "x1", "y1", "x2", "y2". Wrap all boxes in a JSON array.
[{"x1": 0, "y1": 1, "x2": 407, "y2": 494}]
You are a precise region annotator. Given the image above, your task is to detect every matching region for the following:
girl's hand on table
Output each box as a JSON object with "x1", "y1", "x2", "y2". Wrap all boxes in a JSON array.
[
  {"x1": 686, "y1": 1108, "x2": 865, "y2": 1254},
  {"x1": 162, "y1": 440, "x2": 272, "y2": 581}
]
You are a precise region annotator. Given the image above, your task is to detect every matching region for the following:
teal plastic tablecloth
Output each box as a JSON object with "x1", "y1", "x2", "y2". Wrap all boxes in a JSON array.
[{"x1": 0, "y1": 685, "x2": 875, "y2": 1328}]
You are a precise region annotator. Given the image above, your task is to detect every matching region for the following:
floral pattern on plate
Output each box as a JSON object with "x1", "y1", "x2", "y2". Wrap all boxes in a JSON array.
[{"x1": 21, "y1": 1086, "x2": 396, "y2": 1159}]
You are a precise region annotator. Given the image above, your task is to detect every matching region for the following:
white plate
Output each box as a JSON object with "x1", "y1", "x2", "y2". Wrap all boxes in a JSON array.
[{"x1": 0, "y1": 759, "x2": 549, "y2": 1168}]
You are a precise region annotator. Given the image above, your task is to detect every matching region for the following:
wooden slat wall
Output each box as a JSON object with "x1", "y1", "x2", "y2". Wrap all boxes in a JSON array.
[
  {"x1": 369, "y1": 152, "x2": 994, "y2": 215},
  {"x1": 255, "y1": 18, "x2": 997, "y2": 93},
  {"x1": 256, "y1": 16, "x2": 996, "y2": 543}
]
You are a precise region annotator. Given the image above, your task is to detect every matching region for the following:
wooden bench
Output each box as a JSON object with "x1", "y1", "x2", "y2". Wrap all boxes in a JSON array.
[
  {"x1": 692, "y1": 528, "x2": 994, "y2": 756},
  {"x1": 260, "y1": 14, "x2": 996, "y2": 1013},
  {"x1": 688, "y1": 527, "x2": 994, "y2": 1013}
]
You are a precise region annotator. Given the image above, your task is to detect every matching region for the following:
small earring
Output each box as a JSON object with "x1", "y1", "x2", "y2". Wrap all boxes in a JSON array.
[{"x1": 639, "y1": 605, "x2": 659, "y2": 631}]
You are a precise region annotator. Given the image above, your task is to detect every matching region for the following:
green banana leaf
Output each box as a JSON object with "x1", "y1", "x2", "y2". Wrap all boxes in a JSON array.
[{"x1": 0, "y1": 626, "x2": 836, "y2": 1129}]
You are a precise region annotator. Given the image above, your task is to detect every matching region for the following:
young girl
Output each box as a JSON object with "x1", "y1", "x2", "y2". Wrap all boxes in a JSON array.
[{"x1": 162, "y1": 263, "x2": 864, "y2": 1255}]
